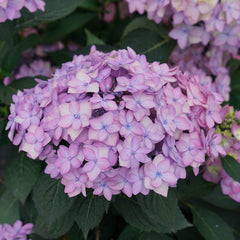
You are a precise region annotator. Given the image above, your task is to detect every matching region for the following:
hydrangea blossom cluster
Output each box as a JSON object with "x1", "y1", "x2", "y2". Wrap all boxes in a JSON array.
[
  {"x1": 125, "y1": 0, "x2": 240, "y2": 52},
  {"x1": 4, "y1": 60, "x2": 55, "y2": 86},
  {"x1": 0, "y1": 220, "x2": 33, "y2": 240},
  {"x1": 0, "y1": 0, "x2": 45, "y2": 23},
  {"x1": 7, "y1": 47, "x2": 224, "y2": 200},
  {"x1": 170, "y1": 44, "x2": 231, "y2": 101},
  {"x1": 203, "y1": 106, "x2": 240, "y2": 202}
]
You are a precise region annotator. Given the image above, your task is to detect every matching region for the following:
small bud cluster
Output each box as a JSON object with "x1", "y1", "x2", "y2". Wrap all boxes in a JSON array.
[{"x1": 204, "y1": 106, "x2": 240, "y2": 202}]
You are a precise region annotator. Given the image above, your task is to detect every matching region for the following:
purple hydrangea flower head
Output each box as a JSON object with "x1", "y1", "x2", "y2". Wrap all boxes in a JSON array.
[{"x1": 7, "y1": 46, "x2": 224, "y2": 200}]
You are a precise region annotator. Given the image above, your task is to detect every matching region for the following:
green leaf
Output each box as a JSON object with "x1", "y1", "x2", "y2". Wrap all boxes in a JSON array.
[
  {"x1": 4, "y1": 153, "x2": 41, "y2": 203},
  {"x1": 0, "y1": 82, "x2": 16, "y2": 105},
  {"x1": 34, "y1": 207, "x2": 76, "y2": 239},
  {"x1": 8, "y1": 77, "x2": 38, "y2": 90},
  {"x1": 137, "y1": 191, "x2": 191, "y2": 233},
  {"x1": 75, "y1": 195, "x2": 110, "y2": 239},
  {"x1": 176, "y1": 227, "x2": 204, "y2": 240},
  {"x1": 202, "y1": 186, "x2": 240, "y2": 210},
  {"x1": 177, "y1": 174, "x2": 215, "y2": 200},
  {"x1": 79, "y1": 0, "x2": 99, "y2": 11},
  {"x1": 33, "y1": 175, "x2": 75, "y2": 224},
  {"x1": 118, "y1": 226, "x2": 141, "y2": 240},
  {"x1": 122, "y1": 17, "x2": 169, "y2": 39},
  {"x1": 42, "y1": 12, "x2": 95, "y2": 43},
  {"x1": 139, "y1": 232, "x2": 173, "y2": 240},
  {"x1": 221, "y1": 155, "x2": 240, "y2": 182},
  {"x1": 120, "y1": 29, "x2": 175, "y2": 63},
  {"x1": 0, "y1": 190, "x2": 20, "y2": 224},
  {"x1": 16, "y1": 0, "x2": 80, "y2": 29},
  {"x1": 85, "y1": 29, "x2": 105, "y2": 46},
  {"x1": 114, "y1": 195, "x2": 156, "y2": 232},
  {"x1": 191, "y1": 204, "x2": 235, "y2": 240}
]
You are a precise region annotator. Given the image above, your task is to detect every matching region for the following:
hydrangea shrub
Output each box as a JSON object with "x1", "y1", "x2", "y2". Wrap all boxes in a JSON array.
[{"x1": 0, "y1": 0, "x2": 240, "y2": 240}]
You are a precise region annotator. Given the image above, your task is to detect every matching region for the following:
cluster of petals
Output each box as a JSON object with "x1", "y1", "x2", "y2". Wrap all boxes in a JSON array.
[
  {"x1": 124, "y1": 0, "x2": 240, "y2": 52},
  {"x1": 0, "y1": 0, "x2": 45, "y2": 23},
  {"x1": 203, "y1": 106, "x2": 240, "y2": 202},
  {"x1": 0, "y1": 220, "x2": 33, "y2": 240},
  {"x1": 7, "y1": 46, "x2": 224, "y2": 200},
  {"x1": 170, "y1": 44, "x2": 231, "y2": 101}
]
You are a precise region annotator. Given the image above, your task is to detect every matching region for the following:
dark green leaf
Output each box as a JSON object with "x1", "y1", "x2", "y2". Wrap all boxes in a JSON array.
[
  {"x1": 177, "y1": 175, "x2": 215, "y2": 200},
  {"x1": 118, "y1": 226, "x2": 141, "y2": 240},
  {"x1": 42, "y1": 12, "x2": 95, "y2": 43},
  {"x1": 33, "y1": 174, "x2": 75, "y2": 223},
  {"x1": 0, "y1": 190, "x2": 20, "y2": 224},
  {"x1": 75, "y1": 195, "x2": 110, "y2": 239},
  {"x1": 139, "y1": 232, "x2": 173, "y2": 240},
  {"x1": 20, "y1": 199, "x2": 38, "y2": 223},
  {"x1": 85, "y1": 29, "x2": 105, "y2": 45},
  {"x1": 114, "y1": 195, "x2": 156, "y2": 232},
  {"x1": 16, "y1": 0, "x2": 80, "y2": 29},
  {"x1": 120, "y1": 29, "x2": 175, "y2": 63},
  {"x1": 191, "y1": 204, "x2": 235, "y2": 240},
  {"x1": 34, "y1": 208, "x2": 76, "y2": 239},
  {"x1": 137, "y1": 191, "x2": 191, "y2": 233},
  {"x1": 0, "y1": 82, "x2": 16, "y2": 105},
  {"x1": 202, "y1": 186, "x2": 240, "y2": 210},
  {"x1": 5, "y1": 153, "x2": 41, "y2": 203},
  {"x1": 221, "y1": 155, "x2": 240, "y2": 182},
  {"x1": 79, "y1": 0, "x2": 99, "y2": 11},
  {"x1": 176, "y1": 227, "x2": 204, "y2": 240},
  {"x1": 8, "y1": 77, "x2": 38, "y2": 90},
  {"x1": 122, "y1": 17, "x2": 169, "y2": 39}
]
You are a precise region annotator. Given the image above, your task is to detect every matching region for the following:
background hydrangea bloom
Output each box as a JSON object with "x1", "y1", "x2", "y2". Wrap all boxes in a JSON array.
[
  {"x1": 0, "y1": 220, "x2": 33, "y2": 240},
  {"x1": 0, "y1": 0, "x2": 45, "y2": 23}
]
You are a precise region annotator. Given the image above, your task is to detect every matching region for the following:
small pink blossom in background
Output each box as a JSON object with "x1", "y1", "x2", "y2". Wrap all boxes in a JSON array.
[
  {"x1": 7, "y1": 47, "x2": 224, "y2": 200},
  {"x1": 0, "y1": 0, "x2": 45, "y2": 23},
  {"x1": 0, "y1": 220, "x2": 33, "y2": 240}
]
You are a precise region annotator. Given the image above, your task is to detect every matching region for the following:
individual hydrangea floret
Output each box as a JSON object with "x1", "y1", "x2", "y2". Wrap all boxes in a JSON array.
[
  {"x1": 0, "y1": 220, "x2": 33, "y2": 240},
  {"x1": 7, "y1": 46, "x2": 224, "y2": 200}
]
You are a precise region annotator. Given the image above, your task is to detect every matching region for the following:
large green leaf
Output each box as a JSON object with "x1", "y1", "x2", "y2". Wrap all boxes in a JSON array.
[
  {"x1": 34, "y1": 208, "x2": 76, "y2": 239},
  {"x1": 75, "y1": 195, "x2": 110, "y2": 239},
  {"x1": 85, "y1": 29, "x2": 105, "y2": 45},
  {"x1": 177, "y1": 174, "x2": 215, "y2": 200},
  {"x1": 114, "y1": 195, "x2": 156, "y2": 232},
  {"x1": 120, "y1": 29, "x2": 175, "y2": 63},
  {"x1": 176, "y1": 227, "x2": 204, "y2": 240},
  {"x1": 202, "y1": 186, "x2": 240, "y2": 210},
  {"x1": 137, "y1": 191, "x2": 191, "y2": 233},
  {"x1": 16, "y1": 0, "x2": 80, "y2": 29},
  {"x1": 118, "y1": 226, "x2": 141, "y2": 240},
  {"x1": 139, "y1": 232, "x2": 173, "y2": 240},
  {"x1": 221, "y1": 155, "x2": 240, "y2": 182},
  {"x1": 0, "y1": 190, "x2": 20, "y2": 224},
  {"x1": 33, "y1": 174, "x2": 75, "y2": 223},
  {"x1": 191, "y1": 204, "x2": 235, "y2": 240},
  {"x1": 0, "y1": 82, "x2": 17, "y2": 105},
  {"x1": 4, "y1": 153, "x2": 41, "y2": 203}
]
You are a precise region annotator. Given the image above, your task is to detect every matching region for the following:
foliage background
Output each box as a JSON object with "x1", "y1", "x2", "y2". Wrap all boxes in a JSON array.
[{"x1": 0, "y1": 0, "x2": 240, "y2": 239}]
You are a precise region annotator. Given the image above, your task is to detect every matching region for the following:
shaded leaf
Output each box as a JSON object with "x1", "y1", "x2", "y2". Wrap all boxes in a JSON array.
[
  {"x1": 139, "y1": 232, "x2": 173, "y2": 240},
  {"x1": 34, "y1": 208, "x2": 76, "y2": 239},
  {"x1": 114, "y1": 195, "x2": 155, "y2": 232},
  {"x1": 137, "y1": 191, "x2": 191, "y2": 233},
  {"x1": 221, "y1": 155, "x2": 240, "y2": 182},
  {"x1": 0, "y1": 190, "x2": 20, "y2": 224},
  {"x1": 16, "y1": 0, "x2": 80, "y2": 29},
  {"x1": 5, "y1": 153, "x2": 41, "y2": 203},
  {"x1": 85, "y1": 29, "x2": 105, "y2": 45},
  {"x1": 202, "y1": 185, "x2": 240, "y2": 210},
  {"x1": 191, "y1": 204, "x2": 235, "y2": 240},
  {"x1": 75, "y1": 195, "x2": 110, "y2": 239},
  {"x1": 33, "y1": 174, "x2": 75, "y2": 223}
]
